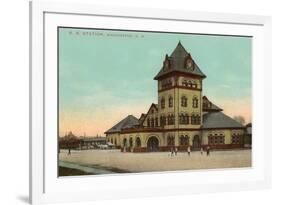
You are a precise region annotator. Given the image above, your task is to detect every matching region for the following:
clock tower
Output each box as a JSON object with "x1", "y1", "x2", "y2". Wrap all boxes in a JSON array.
[{"x1": 154, "y1": 41, "x2": 206, "y2": 130}]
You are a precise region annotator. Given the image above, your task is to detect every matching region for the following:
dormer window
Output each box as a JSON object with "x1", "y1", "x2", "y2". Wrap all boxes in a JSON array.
[
  {"x1": 163, "y1": 55, "x2": 170, "y2": 70},
  {"x1": 164, "y1": 60, "x2": 169, "y2": 68}
]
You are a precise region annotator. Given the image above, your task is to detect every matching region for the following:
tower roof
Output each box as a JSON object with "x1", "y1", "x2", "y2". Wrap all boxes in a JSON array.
[{"x1": 154, "y1": 41, "x2": 206, "y2": 80}]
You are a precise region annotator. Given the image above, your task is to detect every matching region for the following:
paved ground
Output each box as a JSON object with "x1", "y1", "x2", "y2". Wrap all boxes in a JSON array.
[{"x1": 59, "y1": 149, "x2": 251, "y2": 173}]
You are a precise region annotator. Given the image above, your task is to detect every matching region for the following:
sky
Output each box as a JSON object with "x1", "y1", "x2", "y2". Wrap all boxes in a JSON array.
[{"x1": 59, "y1": 27, "x2": 252, "y2": 137}]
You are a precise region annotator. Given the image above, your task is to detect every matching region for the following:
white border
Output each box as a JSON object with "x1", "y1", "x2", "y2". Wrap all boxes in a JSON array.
[{"x1": 30, "y1": 1, "x2": 272, "y2": 204}]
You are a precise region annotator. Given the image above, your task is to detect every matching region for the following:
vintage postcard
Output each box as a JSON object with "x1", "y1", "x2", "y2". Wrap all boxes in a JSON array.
[{"x1": 58, "y1": 27, "x2": 252, "y2": 176}]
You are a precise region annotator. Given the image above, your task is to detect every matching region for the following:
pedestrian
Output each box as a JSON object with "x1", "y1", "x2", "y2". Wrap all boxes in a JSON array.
[
  {"x1": 187, "y1": 146, "x2": 191, "y2": 156},
  {"x1": 175, "y1": 147, "x2": 178, "y2": 156},
  {"x1": 200, "y1": 147, "x2": 204, "y2": 155},
  {"x1": 68, "y1": 148, "x2": 71, "y2": 155},
  {"x1": 206, "y1": 146, "x2": 210, "y2": 156},
  {"x1": 170, "y1": 147, "x2": 174, "y2": 157}
]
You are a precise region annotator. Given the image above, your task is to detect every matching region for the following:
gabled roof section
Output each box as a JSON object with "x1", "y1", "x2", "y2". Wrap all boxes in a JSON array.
[
  {"x1": 139, "y1": 113, "x2": 146, "y2": 121},
  {"x1": 203, "y1": 96, "x2": 223, "y2": 112},
  {"x1": 202, "y1": 112, "x2": 244, "y2": 129},
  {"x1": 146, "y1": 103, "x2": 158, "y2": 115},
  {"x1": 139, "y1": 103, "x2": 158, "y2": 126},
  {"x1": 138, "y1": 113, "x2": 147, "y2": 125},
  {"x1": 154, "y1": 41, "x2": 206, "y2": 80},
  {"x1": 105, "y1": 115, "x2": 139, "y2": 134}
]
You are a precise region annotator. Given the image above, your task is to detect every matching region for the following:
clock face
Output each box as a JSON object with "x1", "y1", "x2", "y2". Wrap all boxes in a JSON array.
[{"x1": 186, "y1": 59, "x2": 193, "y2": 69}]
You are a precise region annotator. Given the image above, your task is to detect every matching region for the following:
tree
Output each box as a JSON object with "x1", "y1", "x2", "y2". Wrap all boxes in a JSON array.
[
  {"x1": 233, "y1": 116, "x2": 246, "y2": 125},
  {"x1": 59, "y1": 131, "x2": 80, "y2": 150}
]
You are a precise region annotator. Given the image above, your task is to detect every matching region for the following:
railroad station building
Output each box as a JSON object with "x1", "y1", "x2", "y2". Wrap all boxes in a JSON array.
[{"x1": 105, "y1": 42, "x2": 246, "y2": 152}]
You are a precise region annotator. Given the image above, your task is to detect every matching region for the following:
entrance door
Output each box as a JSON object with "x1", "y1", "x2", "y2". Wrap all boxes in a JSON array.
[
  {"x1": 192, "y1": 135, "x2": 200, "y2": 150},
  {"x1": 147, "y1": 136, "x2": 159, "y2": 152}
]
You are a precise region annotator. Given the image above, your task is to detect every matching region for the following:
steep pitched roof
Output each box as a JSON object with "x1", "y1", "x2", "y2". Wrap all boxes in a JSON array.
[
  {"x1": 139, "y1": 113, "x2": 146, "y2": 121},
  {"x1": 202, "y1": 112, "x2": 244, "y2": 129},
  {"x1": 105, "y1": 115, "x2": 139, "y2": 134},
  {"x1": 203, "y1": 96, "x2": 223, "y2": 112},
  {"x1": 154, "y1": 41, "x2": 206, "y2": 80},
  {"x1": 138, "y1": 103, "x2": 158, "y2": 126}
]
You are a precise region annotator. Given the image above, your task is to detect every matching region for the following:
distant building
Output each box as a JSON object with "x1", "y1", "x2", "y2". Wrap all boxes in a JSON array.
[
  {"x1": 79, "y1": 136, "x2": 107, "y2": 149},
  {"x1": 105, "y1": 42, "x2": 247, "y2": 152}
]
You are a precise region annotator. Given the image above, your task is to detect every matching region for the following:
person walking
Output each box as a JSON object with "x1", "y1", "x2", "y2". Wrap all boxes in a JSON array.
[
  {"x1": 170, "y1": 147, "x2": 174, "y2": 157},
  {"x1": 175, "y1": 147, "x2": 178, "y2": 156},
  {"x1": 206, "y1": 146, "x2": 210, "y2": 156},
  {"x1": 187, "y1": 146, "x2": 191, "y2": 156},
  {"x1": 68, "y1": 148, "x2": 71, "y2": 155},
  {"x1": 200, "y1": 147, "x2": 204, "y2": 155}
]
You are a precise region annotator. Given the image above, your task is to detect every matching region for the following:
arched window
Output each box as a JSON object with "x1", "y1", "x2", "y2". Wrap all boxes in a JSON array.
[
  {"x1": 151, "y1": 118, "x2": 154, "y2": 127},
  {"x1": 161, "y1": 79, "x2": 172, "y2": 89},
  {"x1": 169, "y1": 96, "x2": 173, "y2": 107},
  {"x1": 180, "y1": 135, "x2": 189, "y2": 146},
  {"x1": 123, "y1": 138, "x2": 127, "y2": 147},
  {"x1": 184, "y1": 114, "x2": 189, "y2": 124},
  {"x1": 179, "y1": 113, "x2": 184, "y2": 124},
  {"x1": 161, "y1": 97, "x2": 165, "y2": 109},
  {"x1": 191, "y1": 81, "x2": 197, "y2": 88},
  {"x1": 192, "y1": 97, "x2": 198, "y2": 108},
  {"x1": 147, "y1": 118, "x2": 150, "y2": 127},
  {"x1": 129, "y1": 137, "x2": 133, "y2": 147},
  {"x1": 167, "y1": 135, "x2": 175, "y2": 146},
  {"x1": 160, "y1": 115, "x2": 166, "y2": 126},
  {"x1": 135, "y1": 137, "x2": 141, "y2": 147},
  {"x1": 195, "y1": 115, "x2": 201, "y2": 125},
  {"x1": 181, "y1": 96, "x2": 187, "y2": 107},
  {"x1": 191, "y1": 115, "x2": 196, "y2": 124},
  {"x1": 186, "y1": 135, "x2": 190, "y2": 145},
  {"x1": 187, "y1": 81, "x2": 192, "y2": 87},
  {"x1": 155, "y1": 117, "x2": 158, "y2": 127},
  {"x1": 179, "y1": 113, "x2": 189, "y2": 124},
  {"x1": 167, "y1": 114, "x2": 175, "y2": 125},
  {"x1": 182, "y1": 80, "x2": 187, "y2": 86},
  {"x1": 180, "y1": 135, "x2": 188, "y2": 146}
]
